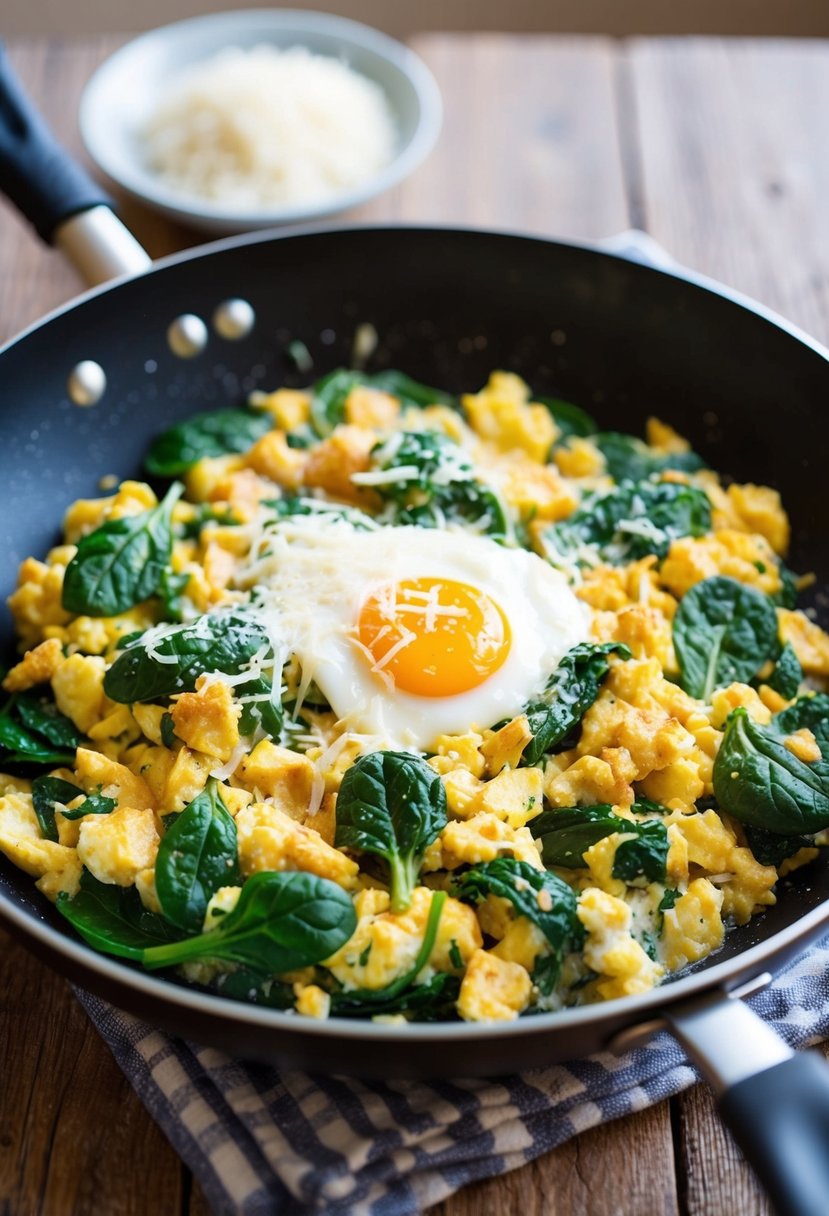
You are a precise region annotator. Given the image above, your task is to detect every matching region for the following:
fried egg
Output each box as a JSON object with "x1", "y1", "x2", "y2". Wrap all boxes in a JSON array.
[{"x1": 241, "y1": 518, "x2": 588, "y2": 750}]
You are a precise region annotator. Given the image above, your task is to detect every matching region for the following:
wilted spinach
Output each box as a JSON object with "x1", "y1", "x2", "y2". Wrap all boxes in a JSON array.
[
  {"x1": 593, "y1": 432, "x2": 705, "y2": 482},
  {"x1": 612, "y1": 819, "x2": 670, "y2": 883},
  {"x1": 32, "y1": 775, "x2": 116, "y2": 841},
  {"x1": 743, "y1": 824, "x2": 813, "y2": 867},
  {"x1": 765, "y1": 642, "x2": 803, "y2": 700},
  {"x1": 211, "y1": 968, "x2": 294, "y2": 1010},
  {"x1": 775, "y1": 694, "x2": 829, "y2": 734},
  {"x1": 713, "y1": 706, "x2": 829, "y2": 834},
  {"x1": 530, "y1": 803, "x2": 669, "y2": 881},
  {"x1": 335, "y1": 750, "x2": 447, "y2": 912},
  {"x1": 155, "y1": 780, "x2": 241, "y2": 933},
  {"x1": 31, "y1": 768, "x2": 116, "y2": 836},
  {"x1": 365, "y1": 430, "x2": 508, "y2": 538},
  {"x1": 522, "y1": 641, "x2": 631, "y2": 765},
  {"x1": 455, "y1": 859, "x2": 583, "y2": 991},
  {"x1": 62, "y1": 482, "x2": 183, "y2": 617},
  {"x1": 673, "y1": 576, "x2": 779, "y2": 701},
  {"x1": 157, "y1": 568, "x2": 191, "y2": 623},
  {"x1": 543, "y1": 479, "x2": 711, "y2": 565},
  {"x1": 144, "y1": 408, "x2": 272, "y2": 476},
  {"x1": 236, "y1": 676, "x2": 283, "y2": 740},
  {"x1": 15, "y1": 695, "x2": 83, "y2": 750},
  {"x1": 268, "y1": 495, "x2": 377, "y2": 530},
  {"x1": 104, "y1": 609, "x2": 270, "y2": 703},
  {"x1": 773, "y1": 564, "x2": 800, "y2": 610},
  {"x1": 32, "y1": 776, "x2": 82, "y2": 841},
  {"x1": 0, "y1": 689, "x2": 81, "y2": 773}
]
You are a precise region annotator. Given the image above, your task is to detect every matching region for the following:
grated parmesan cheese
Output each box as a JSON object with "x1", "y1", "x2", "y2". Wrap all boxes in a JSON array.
[{"x1": 141, "y1": 44, "x2": 397, "y2": 210}]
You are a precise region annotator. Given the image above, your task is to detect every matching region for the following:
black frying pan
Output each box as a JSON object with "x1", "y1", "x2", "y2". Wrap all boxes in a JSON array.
[{"x1": 2, "y1": 45, "x2": 829, "y2": 1215}]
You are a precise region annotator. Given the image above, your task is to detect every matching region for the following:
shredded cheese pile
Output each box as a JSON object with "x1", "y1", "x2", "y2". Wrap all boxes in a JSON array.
[{"x1": 141, "y1": 44, "x2": 397, "y2": 210}]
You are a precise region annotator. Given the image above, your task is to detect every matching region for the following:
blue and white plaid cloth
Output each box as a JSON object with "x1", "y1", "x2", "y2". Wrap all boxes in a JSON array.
[{"x1": 77, "y1": 939, "x2": 829, "y2": 1216}]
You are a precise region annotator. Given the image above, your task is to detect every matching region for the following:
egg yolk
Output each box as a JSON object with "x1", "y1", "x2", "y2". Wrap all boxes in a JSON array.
[{"x1": 357, "y1": 577, "x2": 511, "y2": 697}]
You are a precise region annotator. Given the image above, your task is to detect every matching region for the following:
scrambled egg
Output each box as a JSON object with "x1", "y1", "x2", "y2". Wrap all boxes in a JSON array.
[{"x1": 1, "y1": 368, "x2": 826, "y2": 1024}]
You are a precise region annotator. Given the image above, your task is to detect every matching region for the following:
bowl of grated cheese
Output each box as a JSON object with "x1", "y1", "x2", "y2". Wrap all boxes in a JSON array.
[{"x1": 79, "y1": 9, "x2": 442, "y2": 234}]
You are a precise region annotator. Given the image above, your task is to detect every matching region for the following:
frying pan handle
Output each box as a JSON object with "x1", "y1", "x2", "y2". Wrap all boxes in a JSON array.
[
  {"x1": 0, "y1": 42, "x2": 150, "y2": 284},
  {"x1": 666, "y1": 989, "x2": 829, "y2": 1216}
]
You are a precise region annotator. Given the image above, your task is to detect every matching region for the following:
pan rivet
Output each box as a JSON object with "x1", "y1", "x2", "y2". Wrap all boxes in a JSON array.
[
  {"x1": 67, "y1": 360, "x2": 106, "y2": 406},
  {"x1": 168, "y1": 314, "x2": 208, "y2": 358},
  {"x1": 213, "y1": 298, "x2": 255, "y2": 340}
]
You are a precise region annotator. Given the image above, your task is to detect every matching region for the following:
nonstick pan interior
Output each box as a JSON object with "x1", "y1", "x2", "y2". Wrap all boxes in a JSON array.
[{"x1": 2, "y1": 225, "x2": 829, "y2": 1066}]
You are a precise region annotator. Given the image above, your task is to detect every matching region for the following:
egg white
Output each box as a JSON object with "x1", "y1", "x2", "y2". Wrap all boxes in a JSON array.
[{"x1": 240, "y1": 517, "x2": 589, "y2": 751}]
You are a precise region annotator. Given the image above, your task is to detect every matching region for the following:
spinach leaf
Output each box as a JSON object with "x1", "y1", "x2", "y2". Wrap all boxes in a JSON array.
[
  {"x1": 157, "y1": 569, "x2": 191, "y2": 623},
  {"x1": 336, "y1": 971, "x2": 461, "y2": 1021},
  {"x1": 775, "y1": 694, "x2": 829, "y2": 735},
  {"x1": 773, "y1": 563, "x2": 800, "y2": 609},
  {"x1": 713, "y1": 707, "x2": 829, "y2": 834},
  {"x1": 0, "y1": 716, "x2": 77, "y2": 770},
  {"x1": 62, "y1": 483, "x2": 183, "y2": 617},
  {"x1": 141, "y1": 871, "x2": 357, "y2": 973},
  {"x1": 658, "y1": 888, "x2": 679, "y2": 913},
  {"x1": 530, "y1": 804, "x2": 621, "y2": 866},
  {"x1": 455, "y1": 859, "x2": 583, "y2": 990},
  {"x1": 535, "y1": 396, "x2": 597, "y2": 439},
  {"x1": 236, "y1": 676, "x2": 283, "y2": 740},
  {"x1": 310, "y1": 368, "x2": 455, "y2": 437},
  {"x1": 522, "y1": 642, "x2": 631, "y2": 765},
  {"x1": 15, "y1": 696, "x2": 83, "y2": 750},
  {"x1": 544, "y1": 479, "x2": 711, "y2": 566},
  {"x1": 160, "y1": 712, "x2": 177, "y2": 748},
  {"x1": 59, "y1": 792, "x2": 117, "y2": 819},
  {"x1": 144, "y1": 408, "x2": 272, "y2": 476},
  {"x1": 310, "y1": 369, "x2": 364, "y2": 436},
  {"x1": 335, "y1": 750, "x2": 447, "y2": 912},
  {"x1": 673, "y1": 577, "x2": 779, "y2": 701},
  {"x1": 612, "y1": 819, "x2": 669, "y2": 883},
  {"x1": 0, "y1": 688, "x2": 83, "y2": 775},
  {"x1": 57, "y1": 871, "x2": 185, "y2": 959},
  {"x1": 331, "y1": 890, "x2": 451, "y2": 1016},
  {"x1": 104, "y1": 609, "x2": 269, "y2": 703},
  {"x1": 765, "y1": 642, "x2": 802, "y2": 700},
  {"x1": 593, "y1": 432, "x2": 705, "y2": 482},
  {"x1": 529, "y1": 803, "x2": 668, "y2": 881},
  {"x1": 267, "y1": 495, "x2": 377, "y2": 531},
  {"x1": 211, "y1": 967, "x2": 294, "y2": 1010},
  {"x1": 366, "y1": 430, "x2": 508, "y2": 539},
  {"x1": 155, "y1": 780, "x2": 241, "y2": 933},
  {"x1": 743, "y1": 824, "x2": 812, "y2": 867},
  {"x1": 32, "y1": 776, "x2": 83, "y2": 841}
]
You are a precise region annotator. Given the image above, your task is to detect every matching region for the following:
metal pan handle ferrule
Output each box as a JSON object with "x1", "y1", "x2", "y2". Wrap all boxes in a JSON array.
[{"x1": 0, "y1": 42, "x2": 150, "y2": 284}]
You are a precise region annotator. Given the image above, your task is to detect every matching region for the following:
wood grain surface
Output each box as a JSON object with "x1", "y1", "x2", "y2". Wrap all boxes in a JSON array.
[{"x1": 2, "y1": 31, "x2": 829, "y2": 1216}]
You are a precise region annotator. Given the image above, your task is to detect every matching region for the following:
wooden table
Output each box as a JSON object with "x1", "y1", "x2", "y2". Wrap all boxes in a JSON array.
[{"x1": 2, "y1": 32, "x2": 829, "y2": 1216}]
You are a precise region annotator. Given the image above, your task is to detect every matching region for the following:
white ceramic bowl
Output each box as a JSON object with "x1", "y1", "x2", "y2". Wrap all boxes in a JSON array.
[{"x1": 79, "y1": 10, "x2": 442, "y2": 234}]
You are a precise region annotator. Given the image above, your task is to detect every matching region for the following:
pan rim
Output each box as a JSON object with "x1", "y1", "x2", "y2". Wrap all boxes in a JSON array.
[
  {"x1": 3, "y1": 220, "x2": 829, "y2": 1044},
  {"x1": 2, "y1": 874, "x2": 828, "y2": 1040},
  {"x1": 4, "y1": 221, "x2": 829, "y2": 368}
]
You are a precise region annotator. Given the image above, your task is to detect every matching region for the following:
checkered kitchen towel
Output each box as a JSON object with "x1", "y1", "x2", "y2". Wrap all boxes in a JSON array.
[{"x1": 77, "y1": 939, "x2": 829, "y2": 1216}]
